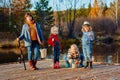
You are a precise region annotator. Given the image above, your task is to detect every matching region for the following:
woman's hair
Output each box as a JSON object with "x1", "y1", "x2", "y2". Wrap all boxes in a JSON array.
[{"x1": 24, "y1": 12, "x2": 35, "y2": 24}]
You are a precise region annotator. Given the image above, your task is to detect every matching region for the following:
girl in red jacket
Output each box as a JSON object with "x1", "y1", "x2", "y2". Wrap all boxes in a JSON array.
[{"x1": 48, "y1": 26, "x2": 61, "y2": 69}]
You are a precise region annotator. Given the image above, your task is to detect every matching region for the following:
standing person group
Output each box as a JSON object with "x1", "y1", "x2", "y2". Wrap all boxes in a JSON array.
[
  {"x1": 17, "y1": 12, "x2": 44, "y2": 70},
  {"x1": 81, "y1": 21, "x2": 94, "y2": 69},
  {"x1": 17, "y1": 12, "x2": 94, "y2": 70}
]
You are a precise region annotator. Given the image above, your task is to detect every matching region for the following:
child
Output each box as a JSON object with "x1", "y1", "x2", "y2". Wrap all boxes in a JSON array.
[
  {"x1": 81, "y1": 21, "x2": 94, "y2": 68},
  {"x1": 66, "y1": 44, "x2": 81, "y2": 68},
  {"x1": 48, "y1": 26, "x2": 61, "y2": 69}
]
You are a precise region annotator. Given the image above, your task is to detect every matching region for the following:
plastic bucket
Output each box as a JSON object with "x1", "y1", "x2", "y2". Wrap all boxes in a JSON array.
[
  {"x1": 72, "y1": 63, "x2": 78, "y2": 68},
  {"x1": 40, "y1": 48, "x2": 47, "y2": 58}
]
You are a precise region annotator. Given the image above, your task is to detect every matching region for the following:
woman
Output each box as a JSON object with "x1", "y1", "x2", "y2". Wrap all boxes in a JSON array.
[{"x1": 17, "y1": 12, "x2": 44, "y2": 70}]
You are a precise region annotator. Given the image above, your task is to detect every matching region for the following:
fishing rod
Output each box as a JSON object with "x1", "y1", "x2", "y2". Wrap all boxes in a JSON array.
[{"x1": 18, "y1": 41, "x2": 26, "y2": 70}]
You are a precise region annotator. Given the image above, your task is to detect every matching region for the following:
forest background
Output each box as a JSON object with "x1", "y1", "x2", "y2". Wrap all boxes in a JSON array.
[{"x1": 0, "y1": 0, "x2": 120, "y2": 49}]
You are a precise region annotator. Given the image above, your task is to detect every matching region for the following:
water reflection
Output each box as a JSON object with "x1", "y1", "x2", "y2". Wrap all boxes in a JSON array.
[
  {"x1": 0, "y1": 50, "x2": 18, "y2": 63},
  {"x1": 0, "y1": 48, "x2": 27, "y2": 64},
  {"x1": 0, "y1": 43, "x2": 120, "y2": 64},
  {"x1": 92, "y1": 42, "x2": 120, "y2": 64}
]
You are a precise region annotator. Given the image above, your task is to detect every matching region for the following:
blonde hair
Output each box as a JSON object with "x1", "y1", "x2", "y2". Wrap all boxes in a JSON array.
[
  {"x1": 50, "y1": 26, "x2": 59, "y2": 34},
  {"x1": 70, "y1": 44, "x2": 79, "y2": 53},
  {"x1": 81, "y1": 25, "x2": 92, "y2": 32}
]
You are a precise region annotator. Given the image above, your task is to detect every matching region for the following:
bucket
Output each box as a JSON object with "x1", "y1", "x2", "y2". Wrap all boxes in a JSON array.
[
  {"x1": 72, "y1": 63, "x2": 78, "y2": 68},
  {"x1": 40, "y1": 48, "x2": 47, "y2": 59}
]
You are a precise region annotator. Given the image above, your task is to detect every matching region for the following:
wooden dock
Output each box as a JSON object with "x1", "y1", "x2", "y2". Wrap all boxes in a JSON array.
[{"x1": 0, "y1": 59, "x2": 120, "y2": 80}]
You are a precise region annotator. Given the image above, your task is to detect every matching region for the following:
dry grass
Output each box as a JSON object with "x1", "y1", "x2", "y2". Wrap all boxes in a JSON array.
[{"x1": 0, "y1": 40, "x2": 24, "y2": 48}]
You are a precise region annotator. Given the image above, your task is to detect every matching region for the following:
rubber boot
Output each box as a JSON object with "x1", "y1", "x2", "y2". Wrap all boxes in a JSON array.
[
  {"x1": 29, "y1": 60, "x2": 35, "y2": 70},
  {"x1": 56, "y1": 62, "x2": 60, "y2": 69},
  {"x1": 53, "y1": 63, "x2": 57, "y2": 69},
  {"x1": 66, "y1": 60, "x2": 70, "y2": 68},
  {"x1": 33, "y1": 60, "x2": 38, "y2": 70},
  {"x1": 90, "y1": 61, "x2": 93, "y2": 69},
  {"x1": 84, "y1": 61, "x2": 89, "y2": 68}
]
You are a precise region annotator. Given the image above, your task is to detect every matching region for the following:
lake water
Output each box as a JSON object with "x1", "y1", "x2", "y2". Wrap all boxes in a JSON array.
[{"x1": 0, "y1": 42, "x2": 120, "y2": 64}]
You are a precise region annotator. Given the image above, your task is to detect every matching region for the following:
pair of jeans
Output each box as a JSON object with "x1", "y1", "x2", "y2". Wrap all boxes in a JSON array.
[
  {"x1": 27, "y1": 40, "x2": 39, "y2": 61},
  {"x1": 90, "y1": 42, "x2": 93, "y2": 59},
  {"x1": 79, "y1": 54, "x2": 84, "y2": 67},
  {"x1": 53, "y1": 42, "x2": 60, "y2": 64},
  {"x1": 82, "y1": 44, "x2": 92, "y2": 62}
]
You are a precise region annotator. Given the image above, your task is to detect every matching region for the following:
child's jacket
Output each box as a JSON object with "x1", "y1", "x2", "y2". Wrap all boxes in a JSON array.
[
  {"x1": 67, "y1": 49, "x2": 80, "y2": 60},
  {"x1": 48, "y1": 34, "x2": 60, "y2": 47}
]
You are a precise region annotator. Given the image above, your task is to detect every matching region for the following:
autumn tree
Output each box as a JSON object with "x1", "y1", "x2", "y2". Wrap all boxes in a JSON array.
[
  {"x1": 89, "y1": 0, "x2": 99, "y2": 18},
  {"x1": 98, "y1": 1, "x2": 108, "y2": 17},
  {"x1": 56, "y1": 0, "x2": 79, "y2": 38}
]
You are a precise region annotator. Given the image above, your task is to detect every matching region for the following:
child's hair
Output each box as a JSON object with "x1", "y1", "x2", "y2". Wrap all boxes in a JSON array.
[
  {"x1": 50, "y1": 26, "x2": 59, "y2": 34},
  {"x1": 70, "y1": 44, "x2": 79, "y2": 53},
  {"x1": 82, "y1": 25, "x2": 92, "y2": 32},
  {"x1": 82, "y1": 21, "x2": 93, "y2": 32}
]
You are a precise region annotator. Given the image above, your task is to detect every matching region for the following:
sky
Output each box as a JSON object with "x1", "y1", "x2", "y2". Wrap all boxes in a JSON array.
[
  {"x1": 0, "y1": 0, "x2": 114, "y2": 9},
  {"x1": 31, "y1": 0, "x2": 115, "y2": 11}
]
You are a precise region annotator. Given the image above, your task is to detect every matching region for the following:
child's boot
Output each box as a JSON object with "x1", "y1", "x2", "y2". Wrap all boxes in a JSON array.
[
  {"x1": 56, "y1": 62, "x2": 60, "y2": 69},
  {"x1": 84, "y1": 61, "x2": 89, "y2": 68},
  {"x1": 90, "y1": 61, "x2": 93, "y2": 69},
  {"x1": 53, "y1": 63, "x2": 57, "y2": 69}
]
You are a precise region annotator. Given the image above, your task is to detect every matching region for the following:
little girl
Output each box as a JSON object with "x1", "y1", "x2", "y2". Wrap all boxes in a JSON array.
[
  {"x1": 48, "y1": 26, "x2": 61, "y2": 69},
  {"x1": 67, "y1": 44, "x2": 80, "y2": 68},
  {"x1": 81, "y1": 21, "x2": 94, "y2": 68}
]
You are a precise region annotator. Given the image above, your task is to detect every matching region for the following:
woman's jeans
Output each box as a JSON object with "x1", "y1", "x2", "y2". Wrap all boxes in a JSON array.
[
  {"x1": 27, "y1": 41, "x2": 39, "y2": 61},
  {"x1": 82, "y1": 43, "x2": 92, "y2": 62}
]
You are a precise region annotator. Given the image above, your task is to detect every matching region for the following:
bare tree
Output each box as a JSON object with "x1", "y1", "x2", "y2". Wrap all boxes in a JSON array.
[{"x1": 58, "y1": 0, "x2": 79, "y2": 38}]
